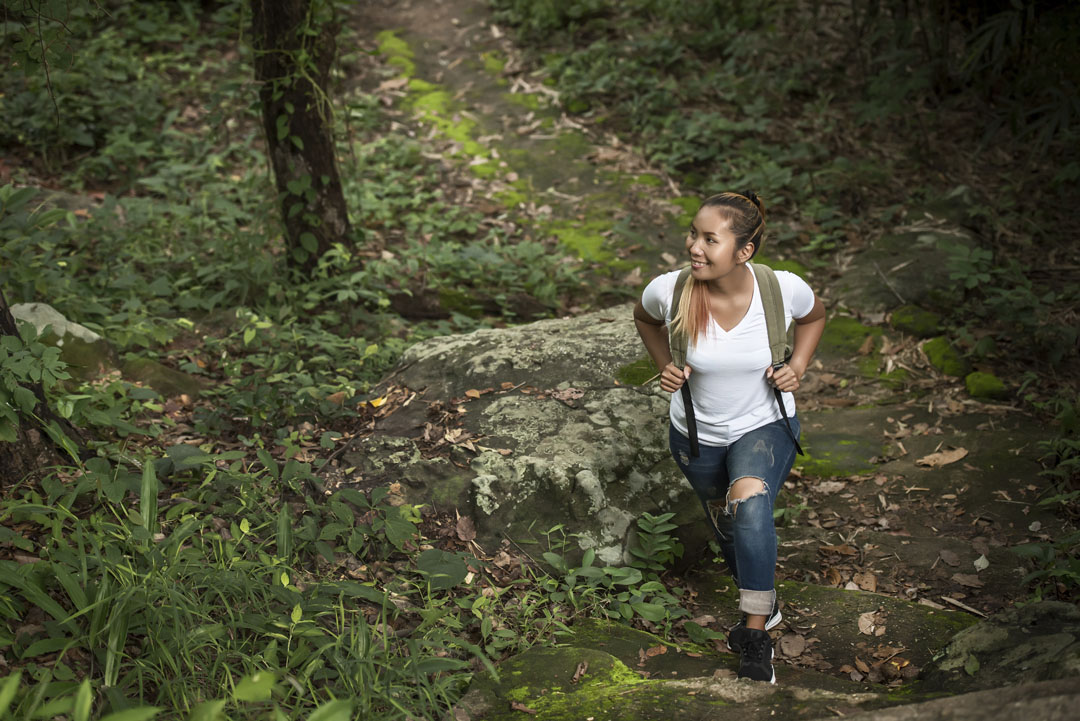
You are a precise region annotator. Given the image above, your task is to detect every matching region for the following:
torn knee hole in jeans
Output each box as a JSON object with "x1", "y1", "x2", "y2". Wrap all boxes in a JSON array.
[{"x1": 725, "y1": 480, "x2": 769, "y2": 518}]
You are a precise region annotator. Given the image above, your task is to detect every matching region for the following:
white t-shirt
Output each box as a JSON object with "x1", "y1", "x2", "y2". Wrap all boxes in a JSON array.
[{"x1": 641, "y1": 265, "x2": 816, "y2": 446}]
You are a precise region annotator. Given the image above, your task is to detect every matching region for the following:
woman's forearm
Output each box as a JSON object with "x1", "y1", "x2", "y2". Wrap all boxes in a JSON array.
[
  {"x1": 789, "y1": 296, "x2": 826, "y2": 376},
  {"x1": 635, "y1": 318, "x2": 673, "y2": 371}
]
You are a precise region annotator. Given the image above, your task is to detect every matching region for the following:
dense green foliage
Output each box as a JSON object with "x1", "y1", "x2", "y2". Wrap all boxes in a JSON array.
[
  {"x1": 491, "y1": 0, "x2": 1080, "y2": 370},
  {"x1": 1, "y1": 0, "x2": 1078, "y2": 717}
]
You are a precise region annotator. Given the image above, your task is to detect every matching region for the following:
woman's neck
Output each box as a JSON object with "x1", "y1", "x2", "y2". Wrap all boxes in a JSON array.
[{"x1": 706, "y1": 262, "x2": 753, "y2": 297}]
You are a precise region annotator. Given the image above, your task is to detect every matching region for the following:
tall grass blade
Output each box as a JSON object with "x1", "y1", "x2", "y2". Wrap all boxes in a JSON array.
[
  {"x1": 104, "y1": 600, "x2": 131, "y2": 688},
  {"x1": 72, "y1": 679, "x2": 93, "y2": 721},
  {"x1": 0, "y1": 672, "x2": 22, "y2": 716},
  {"x1": 140, "y1": 460, "x2": 159, "y2": 531},
  {"x1": 276, "y1": 504, "x2": 293, "y2": 561}
]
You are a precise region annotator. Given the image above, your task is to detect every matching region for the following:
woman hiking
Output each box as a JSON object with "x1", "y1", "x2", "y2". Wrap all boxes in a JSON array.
[{"x1": 633, "y1": 191, "x2": 826, "y2": 683}]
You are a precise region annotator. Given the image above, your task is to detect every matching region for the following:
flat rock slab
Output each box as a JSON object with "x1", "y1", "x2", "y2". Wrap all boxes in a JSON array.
[
  {"x1": 455, "y1": 642, "x2": 888, "y2": 721},
  {"x1": 829, "y1": 206, "x2": 976, "y2": 316},
  {"x1": 805, "y1": 677, "x2": 1080, "y2": 721}
]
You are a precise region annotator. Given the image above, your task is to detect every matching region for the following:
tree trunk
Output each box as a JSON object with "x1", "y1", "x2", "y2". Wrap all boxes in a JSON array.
[
  {"x1": 252, "y1": 0, "x2": 352, "y2": 273},
  {"x1": 0, "y1": 288, "x2": 83, "y2": 484}
]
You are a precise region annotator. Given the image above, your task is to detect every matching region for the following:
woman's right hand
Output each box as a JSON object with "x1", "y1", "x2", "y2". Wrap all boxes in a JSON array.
[{"x1": 659, "y1": 363, "x2": 692, "y2": 393}]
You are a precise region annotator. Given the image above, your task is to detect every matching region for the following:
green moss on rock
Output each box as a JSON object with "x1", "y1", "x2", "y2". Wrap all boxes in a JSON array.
[
  {"x1": 121, "y1": 358, "x2": 202, "y2": 399},
  {"x1": 879, "y1": 367, "x2": 910, "y2": 390},
  {"x1": 616, "y1": 357, "x2": 658, "y2": 386},
  {"x1": 669, "y1": 196, "x2": 699, "y2": 225},
  {"x1": 634, "y1": 174, "x2": 664, "y2": 188},
  {"x1": 549, "y1": 218, "x2": 611, "y2": 262},
  {"x1": 376, "y1": 30, "x2": 415, "y2": 76},
  {"x1": 965, "y1": 371, "x2": 1007, "y2": 400},
  {"x1": 481, "y1": 50, "x2": 506, "y2": 75},
  {"x1": 890, "y1": 305, "x2": 942, "y2": 338},
  {"x1": 923, "y1": 337, "x2": 970, "y2": 377},
  {"x1": 820, "y1": 316, "x2": 883, "y2": 357}
]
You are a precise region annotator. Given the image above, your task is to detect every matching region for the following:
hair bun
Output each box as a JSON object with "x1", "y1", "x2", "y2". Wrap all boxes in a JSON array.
[{"x1": 741, "y1": 189, "x2": 766, "y2": 220}]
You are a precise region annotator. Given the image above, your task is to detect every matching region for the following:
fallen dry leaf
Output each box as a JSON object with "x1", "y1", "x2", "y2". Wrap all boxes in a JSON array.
[
  {"x1": 855, "y1": 656, "x2": 870, "y2": 673},
  {"x1": 916, "y1": 448, "x2": 968, "y2": 468},
  {"x1": 938, "y1": 549, "x2": 961, "y2": 567},
  {"x1": 858, "y1": 611, "x2": 877, "y2": 635},
  {"x1": 952, "y1": 573, "x2": 984, "y2": 588},
  {"x1": 377, "y1": 76, "x2": 409, "y2": 92},
  {"x1": 779, "y1": 634, "x2": 807, "y2": 658},
  {"x1": 509, "y1": 701, "x2": 537, "y2": 715},
  {"x1": 644, "y1": 644, "x2": 668, "y2": 658},
  {"x1": 853, "y1": 572, "x2": 877, "y2": 592},
  {"x1": 456, "y1": 515, "x2": 476, "y2": 542},
  {"x1": 816, "y1": 481, "x2": 847, "y2": 494}
]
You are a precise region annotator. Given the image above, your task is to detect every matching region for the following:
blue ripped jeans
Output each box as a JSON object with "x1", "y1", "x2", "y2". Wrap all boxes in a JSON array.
[{"x1": 669, "y1": 417, "x2": 800, "y2": 616}]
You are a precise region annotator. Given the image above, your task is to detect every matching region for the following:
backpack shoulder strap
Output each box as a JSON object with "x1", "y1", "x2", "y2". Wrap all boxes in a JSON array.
[
  {"x1": 751, "y1": 262, "x2": 793, "y2": 366},
  {"x1": 752, "y1": 262, "x2": 804, "y2": 455},
  {"x1": 669, "y1": 267, "x2": 692, "y2": 368}
]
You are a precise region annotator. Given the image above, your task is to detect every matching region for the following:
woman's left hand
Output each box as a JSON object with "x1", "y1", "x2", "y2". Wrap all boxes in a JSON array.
[{"x1": 766, "y1": 363, "x2": 803, "y2": 393}]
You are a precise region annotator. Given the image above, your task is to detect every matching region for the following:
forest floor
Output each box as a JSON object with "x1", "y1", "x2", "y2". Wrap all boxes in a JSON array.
[{"x1": 351, "y1": 0, "x2": 1072, "y2": 691}]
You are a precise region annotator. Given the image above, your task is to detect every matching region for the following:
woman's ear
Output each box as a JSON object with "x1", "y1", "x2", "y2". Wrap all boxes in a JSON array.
[{"x1": 737, "y1": 242, "x2": 756, "y2": 263}]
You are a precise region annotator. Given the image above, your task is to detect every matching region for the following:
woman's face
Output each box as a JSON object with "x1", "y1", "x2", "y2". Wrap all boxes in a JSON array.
[{"x1": 685, "y1": 206, "x2": 749, "y2": 281}]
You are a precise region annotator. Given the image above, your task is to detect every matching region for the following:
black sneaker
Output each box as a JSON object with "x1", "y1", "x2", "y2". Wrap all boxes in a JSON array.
[
  {"x1": 737, "y1": 627, "x2": 776, "y2": 683},
  {"x1": 727, "y1": 599, "x2": 782, "y2": 653}
]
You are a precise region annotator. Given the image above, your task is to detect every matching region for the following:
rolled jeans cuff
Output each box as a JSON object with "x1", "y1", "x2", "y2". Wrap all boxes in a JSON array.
[{"x1": 739, "y1": 588, "x2": 775, "y2": 616}]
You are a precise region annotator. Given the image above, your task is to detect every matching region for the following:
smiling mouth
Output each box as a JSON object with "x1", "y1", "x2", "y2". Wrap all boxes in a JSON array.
[{"x1": 690, "y1": 260, "x2": 709, "y2": 269}]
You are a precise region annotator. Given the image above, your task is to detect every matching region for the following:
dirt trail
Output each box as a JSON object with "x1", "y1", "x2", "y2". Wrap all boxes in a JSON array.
[{"x1": 352, "y1": 0, "x2": 1070, "y2": 706}]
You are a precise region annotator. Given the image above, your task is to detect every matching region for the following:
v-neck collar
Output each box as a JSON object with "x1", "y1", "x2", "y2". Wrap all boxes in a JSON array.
[{"x1": 710, "y1": 264, "x2": 757, "y2": 335}]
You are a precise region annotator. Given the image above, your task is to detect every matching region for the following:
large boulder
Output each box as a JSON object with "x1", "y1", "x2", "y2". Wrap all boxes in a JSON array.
[
  {"x1": 11, "y1": 302, "x2": 116, "y2": 380},
  {"x1": 10, "y1": 302, "x2": 202, "y2": 398},
  {"x1": 345, "y1": 304, "x2": 708, "y2": 563},
  {"x1": 918, "y1": 601, "x2": 1080, "y2": 693}
]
